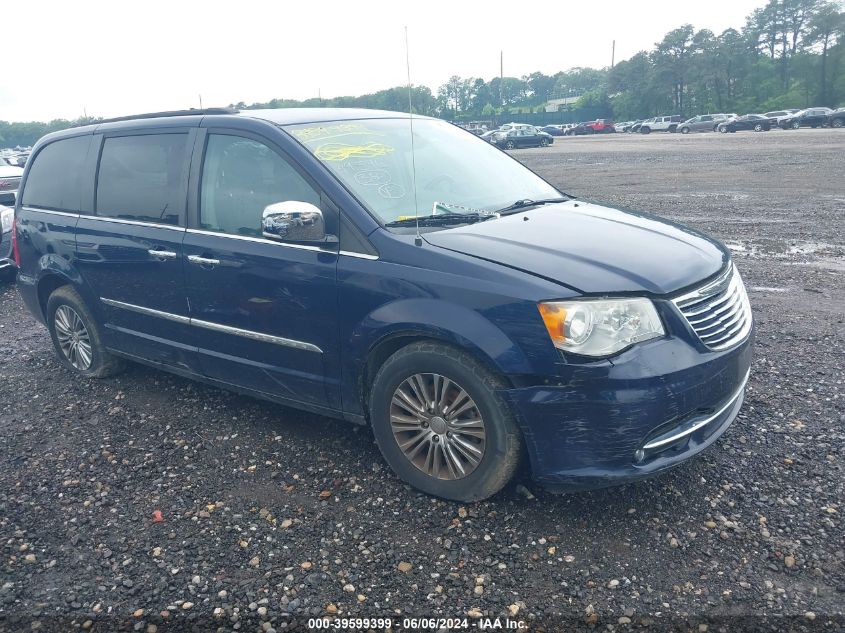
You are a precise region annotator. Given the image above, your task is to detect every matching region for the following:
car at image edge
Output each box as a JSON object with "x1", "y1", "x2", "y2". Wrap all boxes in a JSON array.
[{"x1": 12, "y1": 107, "x2": 754, "y2": 501}]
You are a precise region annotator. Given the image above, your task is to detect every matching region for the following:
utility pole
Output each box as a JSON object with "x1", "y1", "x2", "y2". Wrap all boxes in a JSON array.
[
  {"x1": 611, "y1": 40, "x2": 616, "y2": 68},
  {"x1": 199, "y1": 94, "x2": 203, "y2": 109}
]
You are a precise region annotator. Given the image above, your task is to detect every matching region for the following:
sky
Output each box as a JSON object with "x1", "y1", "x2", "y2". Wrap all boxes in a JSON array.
[{"x1": 3, "y1": 0, "x2": 767, "y2": 123}]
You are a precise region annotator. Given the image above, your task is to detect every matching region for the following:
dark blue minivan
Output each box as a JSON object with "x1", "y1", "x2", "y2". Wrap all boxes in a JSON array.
[{"x1": 13, "y1": 108, "x2": 753, "y2": 501}]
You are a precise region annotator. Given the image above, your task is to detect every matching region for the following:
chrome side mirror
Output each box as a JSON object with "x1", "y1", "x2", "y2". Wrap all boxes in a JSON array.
[{"x1": 262, "y1": 201, "x2": 326, "y2": 242}]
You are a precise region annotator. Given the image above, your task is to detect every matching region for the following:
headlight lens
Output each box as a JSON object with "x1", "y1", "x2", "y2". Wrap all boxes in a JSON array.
[
  {"x1": 0, "y1": 207, "x2": 13, "y2": 234},
  {"x1": 538, "y1": 298, "x2": 665, "y2": 357}
]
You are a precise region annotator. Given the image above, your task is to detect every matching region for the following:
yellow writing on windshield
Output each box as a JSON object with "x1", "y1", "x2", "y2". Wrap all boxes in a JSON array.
[
  {"x1": 314, "y1": 142, "x2": 394, "y2": 162},
  {"x1": 292, "y1": 123, "x2": 382, "y2": 144}
]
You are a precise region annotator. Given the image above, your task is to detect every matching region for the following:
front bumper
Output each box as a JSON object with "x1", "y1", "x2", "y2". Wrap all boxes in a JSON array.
[{"x1": 500, "y1": 330, "x2": 754, "y2": 491}]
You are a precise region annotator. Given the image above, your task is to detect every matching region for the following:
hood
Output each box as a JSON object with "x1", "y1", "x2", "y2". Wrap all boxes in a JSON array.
[{"x1": 423, "y1": 200, "x2": 728, "y2": 295}]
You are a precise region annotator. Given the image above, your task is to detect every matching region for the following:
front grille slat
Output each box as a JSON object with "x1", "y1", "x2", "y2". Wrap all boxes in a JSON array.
[{"x1": 673, "y1": 265, "x2": 752, "y2": 351}]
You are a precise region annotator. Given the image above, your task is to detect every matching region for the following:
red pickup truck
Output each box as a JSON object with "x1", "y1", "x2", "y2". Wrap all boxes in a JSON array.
[{"x1": 586, "y1": 119, "x2": 615, "y2": 133}]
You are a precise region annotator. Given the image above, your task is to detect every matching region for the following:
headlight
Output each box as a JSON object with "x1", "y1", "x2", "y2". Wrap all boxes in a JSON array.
[
  {"x1": 538, "y1": 298, "x2": 665, "y2": 357},
  {"x1": 0, "y1": 207, "x2": 12, "y2": 234}
]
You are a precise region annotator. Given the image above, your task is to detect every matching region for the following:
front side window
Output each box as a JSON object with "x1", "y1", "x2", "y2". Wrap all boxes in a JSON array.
[
  {"x1": 22, "y1": 136, "x2": 91, "y2": 211},
  {"x1": 96, "y1": 134, "x2": 189, "y2": 225},
  {"x1": 287, "y1": 118, "x2": 562, "y2": 226},
  {"x1": 200, "y1": 134, "x2": 320, "y2": 237}
]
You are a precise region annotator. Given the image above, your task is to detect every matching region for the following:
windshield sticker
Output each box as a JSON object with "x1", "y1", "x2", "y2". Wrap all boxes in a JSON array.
[
  {"x1": 314, "y1": 142, "x2": 394, "y2": 162},
  {"x1": 291, "y1": 123, "x2": 382, "y2": 144}
]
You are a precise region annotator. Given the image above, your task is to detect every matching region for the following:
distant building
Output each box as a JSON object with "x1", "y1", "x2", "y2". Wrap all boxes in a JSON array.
[{"x1": 545, "y1": 97, "x2": 582, "y2": 112}]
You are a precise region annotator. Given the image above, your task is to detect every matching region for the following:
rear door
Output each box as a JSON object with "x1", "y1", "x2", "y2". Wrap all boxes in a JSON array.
[
  {"x1": 75, "y1": 129, "x2": 197, "y2": 370},
  {"x1": 182, "y1": 128, "x2": 340, "y2": 411}
]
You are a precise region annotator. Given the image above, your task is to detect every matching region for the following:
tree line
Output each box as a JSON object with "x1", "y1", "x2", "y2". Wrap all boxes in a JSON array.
[{"x1": 2, "y1": 0, "x2": 843, "y2": 147}]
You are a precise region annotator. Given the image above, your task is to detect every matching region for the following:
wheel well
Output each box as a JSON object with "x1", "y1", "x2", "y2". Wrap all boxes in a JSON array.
[
  {"x1": 360, "y1": 335, "x2": 512, "y2": 422},
  {"x1": 37, "y1": 275, "x2": 70, "y2": 319}
]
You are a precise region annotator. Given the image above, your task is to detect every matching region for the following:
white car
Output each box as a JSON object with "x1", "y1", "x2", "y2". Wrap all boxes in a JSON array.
[
  {"x1": 0, "y1": 157, "x2": 24, "y2": 206},
  {"x1": 638, "y1": 116, "x2": 683, "y2": 134}
]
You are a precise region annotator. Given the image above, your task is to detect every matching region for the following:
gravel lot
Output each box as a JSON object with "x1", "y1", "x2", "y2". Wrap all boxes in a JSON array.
[{"x1": 1, "y1": 129, "x2": 843, "y2": 632}]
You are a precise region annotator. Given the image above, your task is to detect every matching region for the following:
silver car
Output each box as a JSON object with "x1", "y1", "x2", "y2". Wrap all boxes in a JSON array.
[{"x1": 678, "y1": 114, "x2": 730, "y2": 134}]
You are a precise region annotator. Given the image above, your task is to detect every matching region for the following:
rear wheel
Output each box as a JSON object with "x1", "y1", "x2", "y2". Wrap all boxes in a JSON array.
[
  {"x1": 680, "y1": 127, "x2": 690, "y2": 134},
  {"x1": 719, "y1": 126, "x2": 728, "y2": 133},
  {"x1": 640, "y1": 127, "x2": 651, "y2": 134},
  {"x1": 833, "y1": 119, "x2": 843, "y2": 128},
  {"x1": 47, "y1": 286, "x2": 124, "y2": 378},
  {"x1": 539, "y1": 137, "x2": 550, "y2": 147},
  {"x1": 791, "y1": 121, "x2": 800, "y2": 129},
  {"x1": 369, "y1": 342, "x2": 522, "y2": 501},
  {"x1": 505, "y1": 140, "x2": 516, "y2": 150},
  {"x1": 754, "y1": 123, "x2": 763, "y2": 132}
]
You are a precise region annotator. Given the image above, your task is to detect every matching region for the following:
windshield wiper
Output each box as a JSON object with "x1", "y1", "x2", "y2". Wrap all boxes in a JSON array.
[
  {"x1": 385, "y1": 212, "x2": 497, "y2": 228},
  {"x1": 495, "y1": 198, "x2": 568, "y2": 215}
]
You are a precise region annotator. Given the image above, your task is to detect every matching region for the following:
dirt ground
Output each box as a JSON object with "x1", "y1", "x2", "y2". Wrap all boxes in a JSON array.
[{"x1": 0, "y1": 128, "x2": 842, "y2": 632}]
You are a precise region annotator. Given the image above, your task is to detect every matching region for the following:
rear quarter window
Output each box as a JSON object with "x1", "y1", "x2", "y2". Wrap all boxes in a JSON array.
[{"x1": 21, "y1": 135, "x2": 91, "y2": 211}]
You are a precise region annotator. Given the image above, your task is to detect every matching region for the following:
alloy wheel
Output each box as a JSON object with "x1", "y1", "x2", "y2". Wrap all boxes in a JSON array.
[
  {"x1": 390, "y1": 373, "x2": 486, "y2": 480},
  {"x1": 54, "y1": 305, "x2": 93, "y2": 370}
]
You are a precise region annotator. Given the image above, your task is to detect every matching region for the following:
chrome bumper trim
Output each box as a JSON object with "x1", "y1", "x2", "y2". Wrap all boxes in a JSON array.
[{"x1": 642, "y1": 369, "x2": 750, "y2": 451}]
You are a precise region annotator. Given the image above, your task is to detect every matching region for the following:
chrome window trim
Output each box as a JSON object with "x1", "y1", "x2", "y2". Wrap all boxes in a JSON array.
[
  {"x1": 642, "y1": 369, "x2": 750, "y2": 451},
  {"x1": 185, "y1": 228, "x2": 334, "y2": 254},
  {"x1": 79, "y1": 214, "x2": 186, "y2": 231},
  {"x1": 100, "y1": 297, "x2": 322, "y2": 354},
  {"x1": 339, "y1": 250, "x2": 379, "y2": 261},
  {"x1": 101, "y1": 298, "x2": 190, "y2": 324},
  {"x1": 20, "y1": 206, "x2": 80, "y2": 218}
]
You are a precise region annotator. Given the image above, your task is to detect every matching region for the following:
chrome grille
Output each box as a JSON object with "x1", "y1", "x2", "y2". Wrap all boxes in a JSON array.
[{"x1": 673, "y1": 264, "x2": 752, "y2": 351}]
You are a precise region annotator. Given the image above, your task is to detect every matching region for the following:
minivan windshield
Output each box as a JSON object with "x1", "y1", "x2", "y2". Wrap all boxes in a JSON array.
[{"x1": 286, "y1": 118, "x2": 564, "y2": 226}]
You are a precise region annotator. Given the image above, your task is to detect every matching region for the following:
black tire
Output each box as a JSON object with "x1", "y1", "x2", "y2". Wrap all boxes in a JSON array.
[
  {"x1": 369, "y1": 342, "x2": 522, "y2": 501},
  {"x1": 539, "y1": 137, "x2": 549, "y2": 147},
  {"x1": 833, "y1": 119, "x2": 843, "y2": 128},
  {"x1": 640, "y1": 127, "x2": 651, "y2": 134},
  {"x1": 754, "y1": 124, "x2": 763, "y2": 132},
  {"x1": 46, "y1": 285, "x2": 125, "y2": 378},
  {"x1": 505, "y1": 140, "x2": 516, "y2": 150},
  {"x1": 680, "y1": 126, "x2": 690, "y2": 134},
  {"x1": 719, "y1": 126, "x2": 728, "y2": 134},
  {"x1": 791, "y1": 121, "x2": 800, "y2": 129}
]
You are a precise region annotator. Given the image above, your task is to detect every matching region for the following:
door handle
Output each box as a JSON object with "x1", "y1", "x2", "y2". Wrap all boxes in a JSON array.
[
  {"x1": 148, "y1": 249, "x2": 177, "y2": 260},
  {"x1": 187, "y1": 254, "x2": 220, "y2": 266}
]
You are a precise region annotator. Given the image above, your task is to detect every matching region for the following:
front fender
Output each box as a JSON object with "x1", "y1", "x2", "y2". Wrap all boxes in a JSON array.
[{"x1": 343, "y1": 298, "x2": 534, "y2": 417}]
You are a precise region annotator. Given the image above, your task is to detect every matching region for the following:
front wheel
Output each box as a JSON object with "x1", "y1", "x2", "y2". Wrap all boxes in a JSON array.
[
  {"x1": 792, "y1": 121, "x2": 800, "y2": 129},
  {"x1": 369, "y1": 342, "x2": 522, "y2": 501},
  {"x1": 505, "y1": 140, "x2": 516, "y2": 150},
  {"x1": 47, "y1": 286, "x2": 125, "y2": 378},
  {"x1": 719, "y1": 126, "x2": 728, "y2": 133},
  {"x1": 539, "y1": 137, "x2": 549, "y2": 147},
  {"x1": 640, "y1": 127, "x2": 651, "y2": 134},
  {"x1": 754, "y1": 124, "x2": 763, "y2": 132},
  {"x1": 680, "y1": 127, "x2": 690, "y2": 134},
  {"x1": 833, "y1": 119, "x2": 843, "y2": 128}
]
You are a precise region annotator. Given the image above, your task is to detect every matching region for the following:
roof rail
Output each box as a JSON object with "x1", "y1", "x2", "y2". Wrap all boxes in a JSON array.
[{"x1": 93, "y1": 108, "x2": 239, "y2": 125}]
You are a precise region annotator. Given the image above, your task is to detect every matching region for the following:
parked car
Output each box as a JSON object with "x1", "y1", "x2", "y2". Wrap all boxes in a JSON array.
[
  {"x1": 586, "y1": 119, "x2": 615, "y2": 133},
  {"x1": 14, "y1": 107, "x2": 753, "y2": 501},
  {"x1": 779, "y1": 107, "x2": 833, "y2": 129},
  {"x1": 826, "y1": 107, "x2": 845, "y2": 128},
  {"x1": 639, "y1": 115, "x2": 683, "y2": 134},
  {"x1": 0, "y1": 157, "x2": 23, "y2": 206},
  {"x1": 564, "y1": 122, "x2": 591, "y2": 136},
  {"x1": 678, "y1": 114, "x2": 730, "y2": 134},
  {"x1": 492, "y1": 128, "x2": 553, "y2": 149},
  {"x1": 627, "y1": 119, "x2": 645, "y2": 133},
  {"x1": 717, "y1": 114, "x2": 772, "y2": 133},
  {"x1": 763, "y1": 110, "x2": 794, "y2": 126},
  {"x1": 0, "y1": 204, "x2": 14, "y2": 280},
  {"x1": 539, "y1": 125, "x2": 565, "y2": 136},
  {"x1": 613, "y1": 121, "x2": 633, "y2": 133}
]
